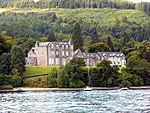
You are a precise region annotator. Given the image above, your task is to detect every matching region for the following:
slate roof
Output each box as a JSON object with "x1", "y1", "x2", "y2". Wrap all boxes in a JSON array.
[
  {"x1": 36, "y1": 41, "x2": 73, "y2": 47},
  {"x1": 84, "y1": 53, "x2": 100, "y2": 58},
  {"x1": 98, "y1": 52, "x2": 125, "y2": 57},
  {"x1": 38, "y1": 42, "x2": 50, "y2": 46}
]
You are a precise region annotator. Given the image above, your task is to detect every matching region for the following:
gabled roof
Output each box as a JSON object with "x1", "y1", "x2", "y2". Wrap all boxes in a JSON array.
[{"x1": 74, "y1": 49, "x2": 83, "y2": 56}]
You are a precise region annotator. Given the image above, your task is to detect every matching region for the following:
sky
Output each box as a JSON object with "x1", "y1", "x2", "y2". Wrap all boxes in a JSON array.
[{"x1": 128, "y1": 0, "x2": 150, "y2": 2}]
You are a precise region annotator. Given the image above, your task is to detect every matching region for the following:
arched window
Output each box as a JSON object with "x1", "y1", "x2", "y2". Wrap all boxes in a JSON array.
[{"x1": 55, "y1": 50, "x2": 59, "y2": 57}]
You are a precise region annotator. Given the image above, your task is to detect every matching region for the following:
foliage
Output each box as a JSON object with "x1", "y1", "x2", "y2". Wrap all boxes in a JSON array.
[
  {"x1": 119, "y1": 71, "x2": 144, "y2": 87},
  {"x1": 0, "y1": 35, "x2": 12, "y2": 55},
  {"x1": 11, "y1": 46, "x2": 26, "y2": 76},
  {"x1": 90, "y1": 60, "x2": 120, "y2": 87},
  {"x1": 47, "y1": 68, "x2": 58, "y2": 87},
  {"x1": 135, "y1": 2, "x2": 150, "y2": 16},
  {"x1": 24, "y1": 76, "x2": 48, "y2": 87},
  {"x1": 0, "y1": 74, "x2": 21, "y2": 87},
  {"x1": 9, "y1": 75, "x2": 22, "y2": 87},
  {"x1": 65, "y1": 57, "x2": 86, "y2": 87},
  {"x1": 72, "y1": 22, "x2": 83, "y2": 51},
  {"x1": 89, "y1": 42, "x2": 111, "y2": 53},
  {"x1": 125, "y1": 41, "x2": 150, "y2": 86},
  {"x1": 0, "y1": 0, "x2": 135, "y2": 10},
  {"x1": 57, "y1": 67, "x2": 69, "y2": 88},
  {"x1": 0, "y1": 53, "x2": 11, "y2": 75},
  {"x1": 0, "y1": 8, "x2": 149, "y2": 42},
  {"x1": 107, "y1": 36, "x2": 114, "y2": 51}
]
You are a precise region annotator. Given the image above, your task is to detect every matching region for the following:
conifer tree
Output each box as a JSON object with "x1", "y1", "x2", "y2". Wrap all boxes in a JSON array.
[
  {"x1": 48, "y1": 31, "x2": 56, "y2": 42},
  {"x1": 72, "y1": 22, "x2": 83, "y2": 51},
  {"x1": 0, "y1": 53, "x2": 11, "y2": 75},
  {"x1": 107, "y1": 36, "x2": 114, "y2": 51},
  {"x1": 11, "y1": 46, "x2": 26, "y2": 76}
]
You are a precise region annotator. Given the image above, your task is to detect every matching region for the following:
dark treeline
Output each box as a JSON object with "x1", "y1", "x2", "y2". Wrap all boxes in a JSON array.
[
  {"x1": 135, "y1": 2, "x2": 150, "y2": 16},
  {"x1": 0, "y1": 0, "x2": 135, "y2": 9},
  {"x1": 0, "y1": 0, "x2": 149, "y2": 16}
]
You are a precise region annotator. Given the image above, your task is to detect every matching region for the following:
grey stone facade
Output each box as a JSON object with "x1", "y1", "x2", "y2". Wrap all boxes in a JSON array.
[
  {"x1": 26, "y1": 41, "x2": 126, "y2": 67},
  {"x1": 26, "y1": 40, "x2": 74, "y2": 66},
  {"x1": 74, "y1": 49, "x2": 126, "y2": 67}
]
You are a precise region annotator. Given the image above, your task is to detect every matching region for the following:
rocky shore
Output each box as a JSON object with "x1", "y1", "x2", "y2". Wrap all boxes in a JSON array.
[{"x1": 1, "y1": 86, "x2": 150, "y2": 93}]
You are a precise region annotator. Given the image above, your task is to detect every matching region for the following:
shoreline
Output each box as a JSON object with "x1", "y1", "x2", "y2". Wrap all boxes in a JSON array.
[{"x1": 0, "y1": 86, "x2": 150, "y2": 93}]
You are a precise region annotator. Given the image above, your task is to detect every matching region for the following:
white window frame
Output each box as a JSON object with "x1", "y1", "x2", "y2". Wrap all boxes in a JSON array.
[
  {"x1": 56, "y1": 58, "x2": 59, "y2": 65},
  {"x1": 66, "y1": 51, "x2": 69, "y2": 56}
]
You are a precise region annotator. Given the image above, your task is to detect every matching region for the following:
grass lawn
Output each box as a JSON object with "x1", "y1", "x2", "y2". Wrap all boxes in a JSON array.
[
  {"x1": 23, "y1": 66, "x2": 59, "y2": 77},
  {"x1": 23, "y1": 66, "x2": 60, "y2": 87}
]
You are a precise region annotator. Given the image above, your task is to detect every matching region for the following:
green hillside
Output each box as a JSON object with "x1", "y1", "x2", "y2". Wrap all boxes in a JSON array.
[{"x1": 0, "y1": 8, "x2": 149, "y2": 41}]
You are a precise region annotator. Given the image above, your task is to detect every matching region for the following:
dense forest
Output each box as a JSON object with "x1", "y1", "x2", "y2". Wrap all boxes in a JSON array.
[
  {"x1": 0, "y1": 0, "x2": 150, "y2": 88},
  {"x1": 0, "y1": 8, "x2": 150, "y2": 41},
  {"x1": 0, "y1": 0, "x2": 149, "y2": 16}
]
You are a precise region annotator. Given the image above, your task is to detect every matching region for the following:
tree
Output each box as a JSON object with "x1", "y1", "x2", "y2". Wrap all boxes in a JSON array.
[
  {"x1": 0, "y1": 35, "x2": 10, "y2": 55},
  {"x1": 83, "y1": 35, "x2": 92, "y2": 53},
  {"x1": 47, "y1": 68, "x2": 58, "y2": 87},
  {"x1": 88, "y1": 42, "x2": 111, "y2": 53},
  {"x1": 11, "y1": 46, "x2": 26, "y2": 76},
  {"x1": 96, "y1": 60, "x2": 114, "y2": 87},
  {"x1": 47, "y1": 31, "x2": 56, "y2": 42},
  {"x1": 65, "y1": 57, "x2": 86, "y2": 87},
  {"x1": 57, "y1": 67, "x2": 69, "y2": 88},
  {"x1": 72, "y1": 22, "x2": 83, "y2": 51},
  {"x1": 0, "y1": 53, "x2": 11, "y2": 75},
  {"x1": 107, "y1": 36, "x2": 114, "y2": 51}
]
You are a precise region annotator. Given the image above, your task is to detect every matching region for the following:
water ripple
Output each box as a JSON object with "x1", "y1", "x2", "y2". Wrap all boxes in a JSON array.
[{"x1": 0, "y1": 90, "x2": 150, "y2": 113}]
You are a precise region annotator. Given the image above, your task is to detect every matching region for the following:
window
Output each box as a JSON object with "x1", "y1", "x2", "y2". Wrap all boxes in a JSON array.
[
  {"x1": 56, "y1": 44, "x2": 59, "y2": 47},
  {"x1": 66, "y1": 51, "x2": 69, "y2": 56},
  {"x1": 49, "y1": 58, "x2": 51, "y2": 65},
  {"x1": 62, "y1": 45, "x2": 64, "y2": 49},
  {"x1": 56, "y1": 58, "x2": 59, "y2": 65},
  {"x1": 52, "y1": 58, "x2": 54, "y2": 65},
  {"x1": 62, "y1": 51, "x2": 64, "y2": 56},
  {"x1": 55, "y1": 50, "x2": 59, "y2": 57},
  {"x1": 66, "y1": 45, "x2": 68, "y2": 49},
  {"x1": 32, "y1": 49, "x2": 35, "y2": 53}
]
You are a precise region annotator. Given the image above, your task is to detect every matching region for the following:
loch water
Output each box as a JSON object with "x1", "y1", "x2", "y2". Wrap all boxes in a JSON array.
[{"x1": 0, "y1": 90, "x2": 150, "y2": 113}]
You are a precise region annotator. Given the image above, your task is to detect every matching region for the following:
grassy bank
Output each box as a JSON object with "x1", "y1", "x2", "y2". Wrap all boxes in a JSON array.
[
  {"x1": 23, "y1": 66, "x2": 59, "y2": 87},
  {"x1": 23, "y1": 66, "x2": 58, "y2": 77}
]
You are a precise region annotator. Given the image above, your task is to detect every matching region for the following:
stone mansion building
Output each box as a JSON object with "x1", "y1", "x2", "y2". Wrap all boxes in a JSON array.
[{"x1": 26, "y1": 40, "x2": 126, "y2": 67}]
